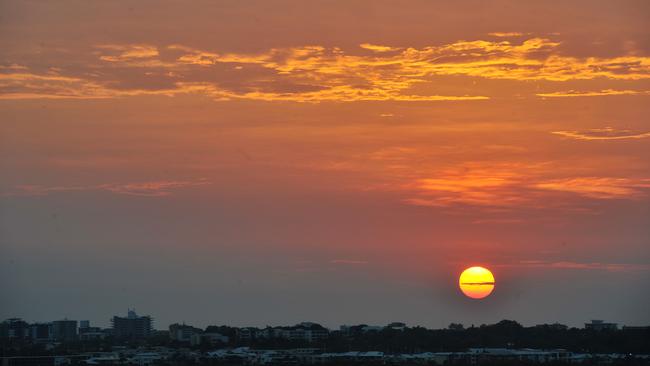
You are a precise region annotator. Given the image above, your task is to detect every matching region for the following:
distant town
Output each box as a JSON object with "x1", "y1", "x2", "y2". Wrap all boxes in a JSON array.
[{"x1": 1, "y1": 311, "x2": 649, "y2": 365}]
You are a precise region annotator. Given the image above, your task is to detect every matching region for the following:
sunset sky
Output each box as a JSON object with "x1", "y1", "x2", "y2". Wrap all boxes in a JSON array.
[{"x1": 1, "y1": 0, "x2": 649, "y2": 329}]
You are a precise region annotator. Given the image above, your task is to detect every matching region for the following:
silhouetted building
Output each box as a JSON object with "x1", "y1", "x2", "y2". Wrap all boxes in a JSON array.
[
  {"x1": 276, "y1": 323, "x2": 329, "y2": 342},
  {"x1": 622, "y1": 325, "x2": 650, "y2": 330},
  {"x1": 191, "y1": 332, "x2": 229, "y2": 346},
  {"x1": 29, "y1": 323, "x2": 53, "y2": 343},
  {"x1": 236, "y1": 323, "x2": 328, "y2": 343},
  {"x1": 78, "y1": 320, "x2": 106, "y2": 341},
  {"x1": 111, "y1": 310, "x2": 153, "y2": 340},
  {"x1": 51, "y1": 319, "x2": 77, "y2": 341},
  {"x1": 0, "y1": 318, "x2": 29, "y2": 339},
  {"x1": 237, "y1": 327, "x2": 255, "y2": 341},
  {"x1": 585, "y1": 320, "x2": 618, "y2": 331},
  {"x1": 361, "y1": 325, "x2": 384, "y2": 333},
  {"x1": 169, "y1": 323, "x2": 202, "y2": 343}
]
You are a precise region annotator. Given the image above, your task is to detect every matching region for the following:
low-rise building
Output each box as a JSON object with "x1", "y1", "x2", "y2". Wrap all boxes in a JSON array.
[
  {"x1": 237, "y1": 324, "x2": 329, "y2": 343},
  {"x1": 52, "y1": 319, "x2": 77, "y2": 342},
  {"x1": 585, "y1": 319, "x2": 618, "y2": 331},
  {"x1": 314, "y1": 351, "x2": 384, "y2": 364},
  {"x1": 387, "y1": 322, "x2": 407, "y2": 331},
  {"x1": 190, "y1": 332, "x2": 229, "y2": 346},
  {"x1": 30, "y1": 323, "x2": 53, "y2": 343},
  {"x1": 464, "y1": 348, "x2": 571, "y2": 364},
  {"x1": 126, "y1": 352, "x2": 165, "y2": 365},
  {"x1": 622, "y1": 325, "x2": 650, "y2": 331},
  {"x1": 0, "y1": 318, "x2": 30, "y2": 339},
  {"x1": 168, "y1": 323, "x2": 202, "y2": 343},
  {"x1": 236, "y1": 327, "x2": 256, "y2": 341},
  {"x1": 112, "y1": 310, "x2": 153, "y2": 340},
  {"x1": 361, "y1": 325, "x2": 384, "y2": 333}
]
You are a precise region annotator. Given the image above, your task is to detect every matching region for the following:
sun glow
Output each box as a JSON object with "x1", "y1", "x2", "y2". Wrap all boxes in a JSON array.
[{"x1": 459, "y1": 266, "x2": 495, "y2": 299}]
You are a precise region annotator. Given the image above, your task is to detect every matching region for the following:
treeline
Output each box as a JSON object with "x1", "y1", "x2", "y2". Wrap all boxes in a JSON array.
[
  {"x1": 240, "y1": 320, "x2": 650, "y2": 354},
  {"x1": 2, "y1": 320, "x2": 649, "y2": 356}
]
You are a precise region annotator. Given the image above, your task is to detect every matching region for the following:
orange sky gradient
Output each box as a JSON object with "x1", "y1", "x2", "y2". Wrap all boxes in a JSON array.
[{"x1": 0, "y1": 0, "x2": 649, "y2": 328}]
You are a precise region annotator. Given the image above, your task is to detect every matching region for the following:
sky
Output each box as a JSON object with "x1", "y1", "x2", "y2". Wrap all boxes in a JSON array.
[{"x1": 0, "y1": 0, "x2": 649, "y2": 330}]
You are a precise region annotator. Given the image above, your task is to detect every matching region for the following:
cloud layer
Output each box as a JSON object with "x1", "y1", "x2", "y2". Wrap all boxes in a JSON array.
[{"x1": 2, "y1": 37, "x2": 649, "y2": 102}]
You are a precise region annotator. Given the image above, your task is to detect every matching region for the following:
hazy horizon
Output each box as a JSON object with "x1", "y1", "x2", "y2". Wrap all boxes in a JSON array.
[{"x1": 5, "y1": 312, "x2": 648, "y2": 333}]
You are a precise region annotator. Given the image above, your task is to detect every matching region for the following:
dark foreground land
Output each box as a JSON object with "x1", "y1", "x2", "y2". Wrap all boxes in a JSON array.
[{"x1": 2, "y1": 320, "x2": 650, "y2": 365}]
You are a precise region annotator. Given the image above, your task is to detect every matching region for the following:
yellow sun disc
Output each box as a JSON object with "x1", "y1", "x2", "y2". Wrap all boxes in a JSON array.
[{"x1": 459, "y1": 266, "x2": 495, "y2": 299}]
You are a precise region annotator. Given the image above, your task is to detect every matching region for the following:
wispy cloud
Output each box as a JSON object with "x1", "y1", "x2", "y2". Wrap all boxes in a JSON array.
[
  {"x1": 501, "y1": 260, "x2": 650, "y2": 272},
  {"x1": 330, "y1": 259, "x2": 369, "y2": 265},
  {"x1": 0, "y1": 71, "x2": 186, "y2": 99},
  {"x1": 0, "y1": 64, "x2": 28, "y2": 70},
  {"x1": 359, "y1": 43, "x2": 401, "y2": 52},
  {"x1": 96, "y1": 44, "x2": 160, "y2": 62},
  {"x1": 6, "y1": 179, "x2": 211, "y2": 197},
  {"x1": 0, "y1": 72, "x2": 115, "y2": 99},
  {"x1": 395, "y1": 160, "x2": 650, "y2": 208},
  {"x1": 402, "y1": 164, "x2": 528, "y2": 207},
  {"x1": 0, "y1": 70, "x2": 488, "y2": 102},
  {"x1": 552, "y1": 127, "x2": 650, "y2": 141},
  {"x1": 488, "y1": 32, "x2": 527, "y2": 37},
  {"x1": 538, "y1": 89, "x2": 650, "y2": 98},
  {"x1": 368, "y1": 147, "x2": 418, "y2": 162},
  {"x1": 534, "y1": 177, "x2": 650, "y2": 199}
]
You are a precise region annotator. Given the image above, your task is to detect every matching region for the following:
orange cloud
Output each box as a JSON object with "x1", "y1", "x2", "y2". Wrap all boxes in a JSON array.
[
  {"x1": 537, "y1": 89, "x2": 650, "y2": 98},
  {"x1": 402, "y1": 165, "x2": 529, "y2": 207},
  {"x1": 0, "y1": 69, "x2": 488, "y2": 102},
  {"x1": 534, "y1": 177, "x2": 650, "y2": 199},
  {"x1": 173, "y1": 81, "x2": 489, "y2": 102},
  {"x1": 487, "y1": 32, "x2": 527, "y2": 37},
  {"x1": 169, "y1": 44, "x2": 273, "y2": 66},
  {"x1": 0, "y1": 64, "x2": 28, "y2": 70},
  {"x1": 359, "y1": 43, "x2": 401, "y2": 52},
  {"x1": 552, "y1": 127, "x2": 650, "y2": 140},
  {"x1": 386, "y1": 160, "x2": 650, "y2": 208},
  {"x1": 0, "y1": 72, "x2": 116, "y2": 99},
  {"x1": 96, "y1": 44, "x2": 160, "y2": 62},
  {"x1": 7, "y1": 179, "x2": 211, "y2": 197},
  {"x1": 3, "y1": 38, "x2": 650, "y2": 102}
]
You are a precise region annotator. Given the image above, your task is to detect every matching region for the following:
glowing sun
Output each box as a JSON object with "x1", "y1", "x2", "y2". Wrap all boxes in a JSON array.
[{"x1": 459, "y1": 266, "x2": 495, "y2": 299}]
